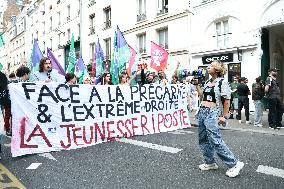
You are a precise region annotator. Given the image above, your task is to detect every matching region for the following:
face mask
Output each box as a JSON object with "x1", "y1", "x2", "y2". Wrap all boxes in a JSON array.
[{"x1": 272, "y1": 73, "x2": 277, "y2": 77}]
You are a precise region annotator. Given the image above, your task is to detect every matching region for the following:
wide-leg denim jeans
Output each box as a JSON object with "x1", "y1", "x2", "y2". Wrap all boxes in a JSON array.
[
  {"x1": 198, "y1": 107, "x2": 237, "y2": 168},
  {"x1": 253, "y1": 100, "x2": 263, "y2": 125}
]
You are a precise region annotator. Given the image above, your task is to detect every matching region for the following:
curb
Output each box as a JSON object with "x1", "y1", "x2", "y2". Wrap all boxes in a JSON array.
[{"x1": 190, "y1": 123, "x2": 284, "y2": 136}]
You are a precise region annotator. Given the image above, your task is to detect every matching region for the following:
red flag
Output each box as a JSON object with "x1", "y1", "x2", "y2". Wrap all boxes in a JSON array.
[
  {"x1": 127, "y1": 46, "x2": 137, "y2": 76},
  {"x1": 150, "y1": 41, "x2": 169, "y2": 72}
]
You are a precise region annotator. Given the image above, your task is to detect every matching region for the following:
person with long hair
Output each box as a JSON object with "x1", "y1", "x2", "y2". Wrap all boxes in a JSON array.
[
  {"x1": 194, "y1": 60, "x2": 244, "y2": 178},
  {"x1": 30, "y1": 57, "x2": 65, "y2": 82},
  {"x1": 65, "y1": 73, "x2": 77, "y2": 84},
  {"x1": 102, "y1": 72, "x2": 112, "y2": 85}
]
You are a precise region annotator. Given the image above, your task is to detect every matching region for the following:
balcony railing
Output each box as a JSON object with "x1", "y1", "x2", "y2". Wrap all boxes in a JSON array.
[
  {"x1": 89, "y1": 27, "x2": 95, "y2": 35},
  {"x1": 104, "y1": 20, "x2": 111, "y2": 30},
  {"x1": 137, "y1": 13, "x2": 146, "y2": 22},
  {"x1": 88, "y1": 0, "x2": 96, "y2": 7},
  {"x1": 67, "y1": 16, "x2": 70, "y2": 21},
  {"x1": 157, "y1": 6, "x2": 168, "y2": 16},
  {"x1": 159, "y1": 43, "x2": 168, "y2": 49},
  {"x1": 139, "y1": 48, "x2": 146, "y2": 54}
]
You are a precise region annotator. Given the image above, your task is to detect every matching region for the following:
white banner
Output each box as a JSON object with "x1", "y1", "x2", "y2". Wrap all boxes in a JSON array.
[{"x1": 9, "y1": 83, "x2": 190, "y2": 157}]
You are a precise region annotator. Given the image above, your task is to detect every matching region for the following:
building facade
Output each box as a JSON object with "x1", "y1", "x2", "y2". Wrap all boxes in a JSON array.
[{"x1": 190, "y1": 0, "x2": 284, "y2": 105}]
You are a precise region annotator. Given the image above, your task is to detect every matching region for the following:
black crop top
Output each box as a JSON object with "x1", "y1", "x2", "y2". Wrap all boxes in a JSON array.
[{"x1": 203, "y1": 85, "x2": 216, "y2": 103}]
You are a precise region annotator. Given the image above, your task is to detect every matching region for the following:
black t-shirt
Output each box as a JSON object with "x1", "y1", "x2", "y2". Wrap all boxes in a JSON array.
[
  {"x1": 265, "y1": 76, "x2": 280, "y2": 98},
  {"x1": 237, "y1": 83, "x2": 250, "y2": 96}
]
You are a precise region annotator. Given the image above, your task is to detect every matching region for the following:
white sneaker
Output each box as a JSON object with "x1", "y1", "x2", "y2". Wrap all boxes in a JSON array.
[
  {"x1": 246, "y1": 121, "x2": 251, "y2": 124},
  {"x1": 199, "y1": 163, "x2": 218, "y2": 171},
  {"x1": 238, "y1": 120, "x2": 242, "y2": 124},
  {"x1": 257, "y1": 124, "x2": 263, "y2": 127},
  {"x1": 226, "y1": 161, "x2": 244, "y2": 178}
]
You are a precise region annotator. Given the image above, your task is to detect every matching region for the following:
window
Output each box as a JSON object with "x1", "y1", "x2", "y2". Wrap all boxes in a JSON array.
[
  {"x1": 67, "y1": 29, "x2": 71, "y2": 41},
  {"x1": 43, "y1": 21, "x2": 45, "y2": 35},
  {"x1": 90, "y1": 43, "x2": 95, "y2": 60},
  {"x1": 67, "y1": 5, "x2": 71, "y2": 21},
  {"x1": 50, "y1": 38, "x2": 52, "y2": 50},
  {"x1": 214, "y1": 20, "x2": 231, "y2": 48},
  {"x1": 43, "y1": 41, "x2": 46, "y2": 52},
  {"x1": 31, "y1": 34, "x2": 33, "y2": 44},
  {"x1": 104, "y1": 7, "x2": 111, "y2": 30},
  {"x1": 157, "y1": 0, "x2": 168, "y2": 15},
  {"x1": 58, "y1": 33, "x2": 61, "y2": 46},
  {"x1": 78, "y1": 24, "x2": 80, "y2": 38},
  {"x1": 104, "y1": 38, "x2": 111, "y2": 60},
  {"x1": 58, "y1": 12, "x2": 61, "y2": 26},
  {"x1": 137, "y1": 0, "x2": 146, "y2": 22},
  {"x1": 89, "y1": 14, "x2": 95, "y2": 34},
  {"x1": 137, "y1": 33, "x2": 146, "y2": 53},
  {"x1": 36, "y1": 31, "x2": 38, "y2": 40},
  {"x1": 158, "y1": 28, "x2": 168, "y2": 49},
  {"x1": 50, "y1": 16, "x2": 52, "y2": 31}
]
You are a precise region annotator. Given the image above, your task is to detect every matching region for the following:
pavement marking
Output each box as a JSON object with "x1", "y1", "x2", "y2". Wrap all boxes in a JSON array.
[
  {"x1": 169, "y1": 130, "x2": 194, "y2": 135},
  {"x1": 26, "y1": 163, "x2": 42, "y2": 170},
  {"x1": 256, "y1": 165, "x2": 284, "y2": 178},
  {"x1": 117, "y1": 138, "x2": 183, "y2": 153},
  {"x1": 38, "y1": 153, "x2": 57, "y2": 161},
  {"x1": 0, "y1": 163, "x2": 26, "y2": 189}
]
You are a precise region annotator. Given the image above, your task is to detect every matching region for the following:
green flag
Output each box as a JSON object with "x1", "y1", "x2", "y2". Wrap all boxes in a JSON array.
[
  {"x1": 0, "y1": 63, "x2": 3, "y2": 71},
  {"x1": 67, "y1": 33, "x2": 76, "y2": 73},
  {"x1": 0, "y1": 33, "x2": 4, "y2": 47}
]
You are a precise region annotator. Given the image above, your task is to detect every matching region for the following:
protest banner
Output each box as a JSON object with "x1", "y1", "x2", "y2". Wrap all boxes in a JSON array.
[{"x1": 9, "y1": 83, "x2": 190, "y2": 157}]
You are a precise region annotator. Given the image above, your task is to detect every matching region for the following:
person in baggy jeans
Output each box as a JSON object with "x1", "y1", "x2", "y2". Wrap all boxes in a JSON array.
[
  {"x1": 252, "y1": 76, "x2": 265, "y2": 127},
  {"x1": 194, "y1": 60, "x2": 244, "y2": 178}
]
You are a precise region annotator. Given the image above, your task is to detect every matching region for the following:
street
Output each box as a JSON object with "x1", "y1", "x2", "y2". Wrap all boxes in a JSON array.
[{"x1": 1, "y1": 127, "x2": 283, "y2": 189}]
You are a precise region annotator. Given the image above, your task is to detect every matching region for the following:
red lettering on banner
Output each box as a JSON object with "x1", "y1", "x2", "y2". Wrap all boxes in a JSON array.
[
  {"x1": 152, "y1": 114, "x2": 155, "y2": 133},
  {"x1": 173, "y1": 111, "x2": 178, "y2": 126},
  {"x1": 83, "y1": 126, "x2": 93, "y2": 144},
  {"x1": 125, "y1": 119, "x2": 133, "y2": 137},
  {"x1": 179, "y1": 109, "x2": 183, "y2": 127},
  {"x1": 72, "y1": 127, "x2": 83, "y2": 146},
  {"x1": 131, "y1": 117, "x2": 139, "y2": 136},
  {"x1": 60, "y1": 124, "x2": 75, "y2": 149},
  {"x1": 117, "y1": 120, "x2": 127, "y2": 137},
  {"x1": 19, "y1": 117, "x2": 52, "y2": 148},
  {"x1": 140, "y1": 115, "x2": 149, "y2": 135},
  {"x1": 164, "y1": 114, "x2": 172, "y2": 128},
  {"x1": 107, "y1": 121, "x2": 115, "y2": 141},
  {"x1": 181, "y1": 109, "x2": 190, "y2": 126},
  {"x1": 94, "y1": 122, "x2": 105, "y2": 142},
  {"x1": 157, "y1": 113, "x2": 163, "y2": 132}
]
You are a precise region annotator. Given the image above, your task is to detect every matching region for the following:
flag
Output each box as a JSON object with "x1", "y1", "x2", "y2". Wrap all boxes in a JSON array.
[
  {"x1": 116, "y1": 26, "x2": 132, "y2": 74},
  {"x1": 47, "y1": 48, "x2": 65, "y2": 76},
  {"x1": 131, "y1": 51, "x2": 141, "y2": 76},
  {"x1": 150, "y1": 41, "x2": 169, "y2": 72},
  {"x1": 126, "y1": 46, "x2": 137, "y2": 76},
  {"x1": 110, "y1": 31, "x2": 119, "y2": 85},
  {"x1": 67, "y1": 33, "x2": 76, "y2": 73},
  {"x1": 31, "y1": 39, "x2": 43, "y2": 72},
  {"x1": 0, "y1": 33, "x2": 4, "y2": 47},
  {"x1": 0, "y1": 63, "x2": 3, "y2": 71},
  {"x1": 95, "y1": 39, "x2": 104, "y2": 78},
  {"x1": 75, "y1": 58, "x2": 89, "y2": 84}
]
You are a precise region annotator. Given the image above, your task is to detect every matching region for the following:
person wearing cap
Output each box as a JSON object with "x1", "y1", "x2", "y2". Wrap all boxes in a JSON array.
[
  {"x1": 236, "y1": 77, "x2": 251, "y2": 124},
  {"x1": 265, "y1": 68, "x2": 283, "y2": 129}
]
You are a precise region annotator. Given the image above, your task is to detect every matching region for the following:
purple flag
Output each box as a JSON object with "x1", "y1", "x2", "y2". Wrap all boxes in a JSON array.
[
  {"x1": 31, "y1": 39, "x2": 43, "y2": 69},
  {"x1": 75, "y1": 57, "x2": 86, "y2": 72},
  {"x1": 47, "y1": 48, "x2": 65, "y2": 76}
]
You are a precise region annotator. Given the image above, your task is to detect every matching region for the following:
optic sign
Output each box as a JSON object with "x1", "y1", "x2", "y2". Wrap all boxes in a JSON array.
[
  {"x1": 9, "y1": 83, "x2": 190, "y2": 157},
  {"x1": 202, "y1": 53, "x2": 233, "y2": 64}
]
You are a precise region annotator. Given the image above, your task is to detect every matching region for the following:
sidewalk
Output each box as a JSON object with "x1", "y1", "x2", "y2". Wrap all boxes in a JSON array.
[{"x1": 188, "y1": 110, "x2": 284, "y2": 136}]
